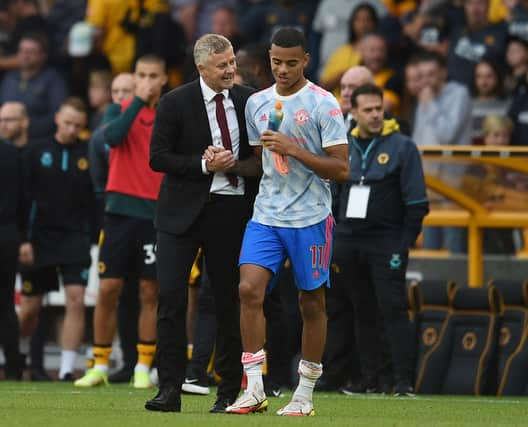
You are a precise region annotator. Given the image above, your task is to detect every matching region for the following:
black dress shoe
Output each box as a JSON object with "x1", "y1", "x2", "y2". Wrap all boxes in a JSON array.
[
  {"x1": 5, "y1": 354, "x2": 25, "y2": 380},
  {"x1": 145, "y1": 387, "x2": 181, "y2": 412},
  {"x1": 209, "y1": 397, "x2": 233, "y2": 413},
  {"x1": 30, "y1": 368, "x2": 53, "y2": 382},
  {"x1": 108, "y1": 368, "x2": 134, "y2": 383},
  {"x1": 60, "y1": 373, "x2": 74, "y2": 382}
]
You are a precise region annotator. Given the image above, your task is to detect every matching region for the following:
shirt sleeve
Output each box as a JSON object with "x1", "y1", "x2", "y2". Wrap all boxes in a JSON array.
[
  {"x1": 399, "y1": 139, "x2": 429, "y2": 247},
  {"x1": 317, "y1": 95, "x2": 348, "y2": 148},
  {"x1": 245, "y1": 97, "x2": 262, "y2": 146}
]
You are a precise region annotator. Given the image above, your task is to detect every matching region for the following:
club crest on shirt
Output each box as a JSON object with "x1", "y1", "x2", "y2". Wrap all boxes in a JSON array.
[
  {"x1": 40, "y1": 151, "x2": 53, "y2": 167},
  {"x1": 77, "y1": 157, "x2": 89, "y2": 171},
  {"x1": 377, "y1": 153, "x2": 390, "y2": 164},
  {"x1": 294, "y1": 109, "x2": 309, "y2": 125},
  {"x1": 22, "y1": 280, "x2": 33, "y2": 293}
]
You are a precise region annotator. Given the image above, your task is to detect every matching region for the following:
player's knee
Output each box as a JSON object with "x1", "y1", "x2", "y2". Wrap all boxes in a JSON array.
[
  {"x1": 19, "y1": 298, "x2": 41, "y2": 319},
  {"x1": 65, "y1": 293, "x2": 85, "y2": 312},
  {"x1": 238, "y1": 280, "x2": 262, "y2": 307},
  {"x1": 98, "y1": 281, "x2": 121, "y2": 305},
  {"x1": 140, "y1": 281, "x2": 159, "y2": 306},
  {"x1": 299, "y1": 293, "x2": 325, "y2": 321}
]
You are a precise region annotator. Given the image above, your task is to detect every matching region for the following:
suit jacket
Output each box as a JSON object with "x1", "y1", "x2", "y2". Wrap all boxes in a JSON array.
[{"x1": 150, "y1": 79, "x2": 257, "y2": 235}]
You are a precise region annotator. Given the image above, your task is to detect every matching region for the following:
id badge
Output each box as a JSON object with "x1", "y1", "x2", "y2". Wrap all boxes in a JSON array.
[{"x1": 345, "y1": 185, "x2": 370, "y2": 219}]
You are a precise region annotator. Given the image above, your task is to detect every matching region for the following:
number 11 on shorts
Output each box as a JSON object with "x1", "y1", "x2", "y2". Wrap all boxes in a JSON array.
[{"x1": 310, "y1": 245, "x2": 325, "y2": 269}]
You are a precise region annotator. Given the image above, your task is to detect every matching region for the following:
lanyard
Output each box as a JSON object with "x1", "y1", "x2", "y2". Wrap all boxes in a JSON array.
[{"x1": 350, "y1": 137, "x2": 377, "y2": 185}]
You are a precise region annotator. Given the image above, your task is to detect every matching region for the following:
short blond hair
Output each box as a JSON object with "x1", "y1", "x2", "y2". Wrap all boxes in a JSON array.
[
  {"x1": 482, "y1": 115, "x2": 513, "y2": 136},
  {"x1": 193, "y1": 33, "x2": 232, "y2": 66}
]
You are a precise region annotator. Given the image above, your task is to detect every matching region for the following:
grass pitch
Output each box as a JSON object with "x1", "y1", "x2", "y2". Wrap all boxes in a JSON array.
[{"x1": 1, "y1": 382, "x2": 528, "y2": 426}]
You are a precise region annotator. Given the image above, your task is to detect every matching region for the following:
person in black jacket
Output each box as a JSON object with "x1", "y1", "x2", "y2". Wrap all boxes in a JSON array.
[
  {"x1": 333, "y1": 84, "x2": 429, "y2": 396},
  {"x1": 18, "y1": 97, "x2": 94, "y2": 382},
  {"x1": 145, "y1": 33, "x2": 260, "y2": 414},
  {"x1": 0, "y1": 140, "x2": 26, "y2": 380}
]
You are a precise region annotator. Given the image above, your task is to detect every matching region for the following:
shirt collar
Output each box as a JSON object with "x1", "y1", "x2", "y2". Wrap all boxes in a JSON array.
[{"x1": 200, "y1": 77, "x2": 230, "y2": 103}]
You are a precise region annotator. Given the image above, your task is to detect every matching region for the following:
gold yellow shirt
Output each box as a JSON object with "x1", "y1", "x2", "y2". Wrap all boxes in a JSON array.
[
  {"x1": 86, "y1": 0, "x2": 168, "y2": 74},
  {"x1": 320, "y1": 43, "x2": 361, "y2": 99}
]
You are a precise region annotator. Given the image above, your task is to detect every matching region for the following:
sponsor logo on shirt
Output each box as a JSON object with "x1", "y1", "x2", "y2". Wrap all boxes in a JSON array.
[
  {"x1": 290, "y1": 137, "x2": 307, "y2": 144},
  {"x1": 40, "y1": 152, "x2": 53, "y2": 167},
  {"x1": 454, "y1": 36, "x2": 486, "y2": 62},
  {"x1": 259, "y1": 113, "x2": 268, "y2": 122}
]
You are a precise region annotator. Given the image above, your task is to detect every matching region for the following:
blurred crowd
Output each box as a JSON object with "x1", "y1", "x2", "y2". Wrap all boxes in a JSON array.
[
  {"x1": 1, "y1": 0, "x2": 528, "y2": 149},
  {"x1": 0, "y1": 0, "x2": 528, "y2": 148}
]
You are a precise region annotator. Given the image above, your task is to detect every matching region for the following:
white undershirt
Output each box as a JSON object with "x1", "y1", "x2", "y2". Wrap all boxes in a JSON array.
[{"x1": 200, "y1": 77, "x2": 244, "y2": 195}]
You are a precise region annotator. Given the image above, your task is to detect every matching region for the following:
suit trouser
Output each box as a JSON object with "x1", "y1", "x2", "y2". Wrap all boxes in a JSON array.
[
  {"x1": 263, "y1": 277, "x2": 293, "y2": 388},
  {"x1": 0, "y1": 225, "x2": 21, "y2": 373},
  {"x1": 323, "y1": 272, "x2": 361, "y2": 386},
  {"x1": 332, "y1": 234, "x2": 413, "y2": 384},
  {"x1": 186, "y1": 262, "x2": 216, "y2": 381},
  {"x1": 116, "y1": 273, "x2": 139, "y2": 372},
  {"x1": 156, "y1": 194, "x2": 251, "y2": 401}
]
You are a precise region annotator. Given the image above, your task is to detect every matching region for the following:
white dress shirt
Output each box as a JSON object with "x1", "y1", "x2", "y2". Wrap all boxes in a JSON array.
[{"x1": 200, "y1": 77, "x2": 244, "y2": 195}]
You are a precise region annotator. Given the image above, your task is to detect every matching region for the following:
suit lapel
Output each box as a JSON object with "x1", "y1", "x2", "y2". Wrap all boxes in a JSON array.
[{"x1": 190, "y1": 80, "x2": 213, "y2": 148}]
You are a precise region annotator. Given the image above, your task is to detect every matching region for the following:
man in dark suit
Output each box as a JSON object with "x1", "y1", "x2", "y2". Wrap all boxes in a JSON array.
[{"x1": 145, "y1": 33, "x2": 260, "y2": 414}]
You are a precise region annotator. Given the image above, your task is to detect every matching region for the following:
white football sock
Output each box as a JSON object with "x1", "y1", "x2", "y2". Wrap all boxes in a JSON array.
[
  {"x1": 134, "y1": 363, "x2": 150, "y2": 374},
  {"x1": 19, "y1": 336, "x2": 30, "y2": 355},
  {"x1": 242, "y1": 349, "x2": 266, "y2": 392},
  {"x1": 292, "y1": 359, "x2": 323, "y2": 402},
  {"x1": 93, "y1": 364, "x2": 109, "y2": 373},
  {"x1": 59, "y1": 350, "x2": 77, "y2": 378}
]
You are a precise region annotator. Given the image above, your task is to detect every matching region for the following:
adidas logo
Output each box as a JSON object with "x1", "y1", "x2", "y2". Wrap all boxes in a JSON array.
[{"x1": 259, "y1": 113, "x2": 268, "y2": 122}]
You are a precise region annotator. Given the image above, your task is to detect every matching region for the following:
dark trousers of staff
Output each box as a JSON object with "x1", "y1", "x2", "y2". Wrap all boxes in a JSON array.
[
  {"x1": 0, "y1": 226, "x2": 22, "y2": 379},
  {"x1": 155, "y1": 194, "x2": 252, "y2": 403},
  {"x1": 333, "y1": 237, "x2": 413, "y2": 388}
]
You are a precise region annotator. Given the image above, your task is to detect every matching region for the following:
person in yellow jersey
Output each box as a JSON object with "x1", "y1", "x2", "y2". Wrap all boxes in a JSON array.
[{"x1": 85, "y1": 0, "x2": 169, "y2": 74}]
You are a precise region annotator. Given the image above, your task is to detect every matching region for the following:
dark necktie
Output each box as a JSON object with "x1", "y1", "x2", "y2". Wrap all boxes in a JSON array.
[{"x1": 214, "y1": 93, "x2": 238, "y2": 187}]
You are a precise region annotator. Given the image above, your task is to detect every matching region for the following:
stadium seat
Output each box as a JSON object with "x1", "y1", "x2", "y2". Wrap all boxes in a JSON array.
[
  {"x1": 413, "y1": 280, "x2": 457, "y2": 394},
  {"x1": 407, "y1": 280, "x2": 422, "y2": 322},
  {"x1": 417, "y1": 286, "x2": 502, "y2": 395},
  {"x1": 488, "y1": 279, "x2": 528, "y2": 396}
]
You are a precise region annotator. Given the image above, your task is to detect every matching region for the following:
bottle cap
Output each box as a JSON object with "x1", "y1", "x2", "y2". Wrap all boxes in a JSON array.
[{"x1": 275, "y1": 101, "x2": 282, "y2": 110}]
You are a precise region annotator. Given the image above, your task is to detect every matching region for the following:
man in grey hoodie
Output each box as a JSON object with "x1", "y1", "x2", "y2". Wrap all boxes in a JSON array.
[{"x1": 412, "y1": 51, "x2": 472, "y2": 253}]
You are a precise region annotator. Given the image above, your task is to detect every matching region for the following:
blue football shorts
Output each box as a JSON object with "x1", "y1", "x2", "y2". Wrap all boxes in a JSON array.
[{"x1": 239, "y1": 215, "x2": 335, "y2": 291}]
